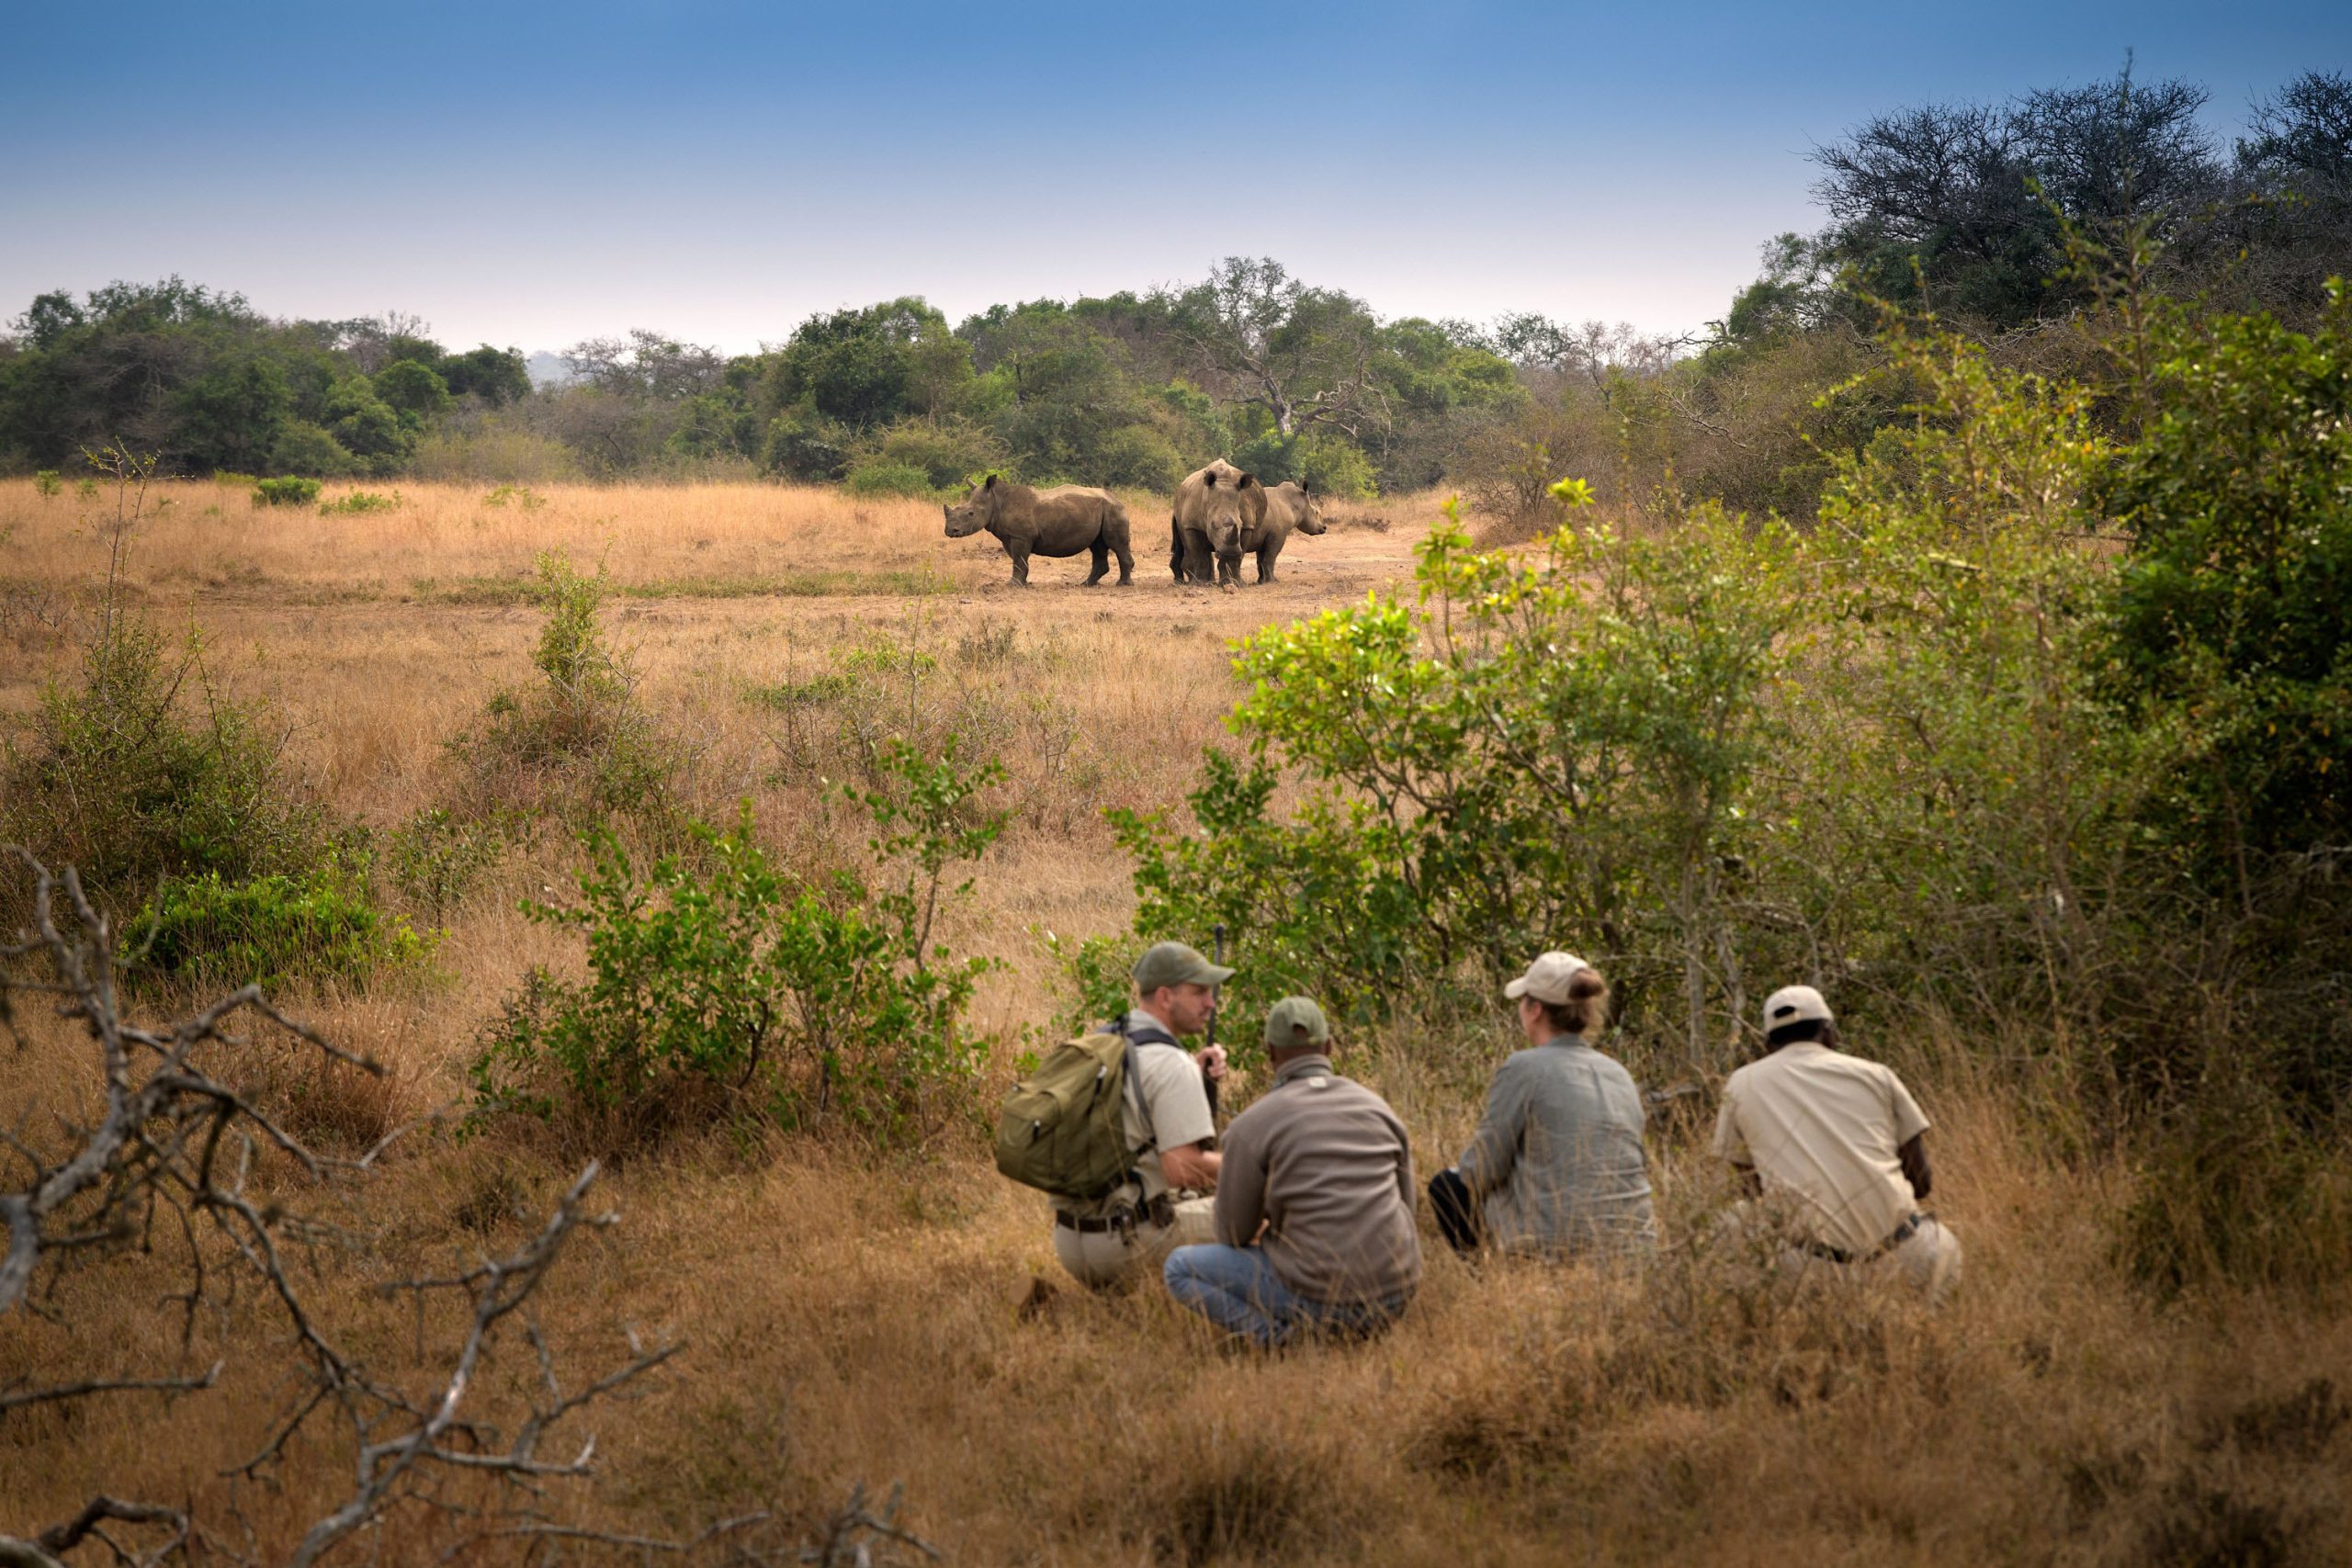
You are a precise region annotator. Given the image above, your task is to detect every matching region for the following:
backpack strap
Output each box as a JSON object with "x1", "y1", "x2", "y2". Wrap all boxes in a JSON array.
[{"x1": 1107, "y1": 1014, "x2": 1167, "y2": 1156}]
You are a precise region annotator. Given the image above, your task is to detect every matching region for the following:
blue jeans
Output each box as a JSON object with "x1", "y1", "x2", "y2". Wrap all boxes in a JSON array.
[{"x1": 1163, "y1": 1244, "x2": 1410, "y2": 1348}]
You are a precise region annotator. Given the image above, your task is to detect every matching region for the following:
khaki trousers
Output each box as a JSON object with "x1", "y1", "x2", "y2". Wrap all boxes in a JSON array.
[
  {"x1": 1052, "y1": 1197, "x2": 1216, "y2": 1291},
  {"x1": 1717, "y1": 1207, "x2": 1963, "y2": 1306}
]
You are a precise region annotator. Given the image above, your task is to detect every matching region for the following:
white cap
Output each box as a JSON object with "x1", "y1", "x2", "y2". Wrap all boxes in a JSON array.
[
  {"x1": 1762, "y1": 985, "x2": 1833, "y2": 1032},
  {"x1": 1504, "y1": 951, "x2": 1592, "y2": 1005}
]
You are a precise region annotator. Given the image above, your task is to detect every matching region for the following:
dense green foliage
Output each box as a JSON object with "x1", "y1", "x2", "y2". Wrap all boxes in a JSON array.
[
  {"x1": 252, "y1": 475, "x2": 321, "y2": 506},
  {"x1": 128, "y1": 851, "x2": 429, "y2": 990},
  {"x1": 0, "y1": 279, "x2": 528, "y2": 478},
  {"x1": 2101, "y1": 284, "x2": 2352, "y2": 863},
  {"x1": 471, "y1": 745, "x2": 1004, "y2": 1149}
]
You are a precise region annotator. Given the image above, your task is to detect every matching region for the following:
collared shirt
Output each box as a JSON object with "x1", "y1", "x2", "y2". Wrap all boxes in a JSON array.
[
  {"x1": 1454, "y1": 1034, "x2": 1657, "y2": 1258},
  {"x1": 1712, "y1": 1041, "x2": 1930, "y2": 1257},
  {"x1": 1052, "y1": 1010, "x2": 1215, "y2": 1221},
  {"x1": 1214, "y1": 1055, "x2": 1421, "y2": 1305}
]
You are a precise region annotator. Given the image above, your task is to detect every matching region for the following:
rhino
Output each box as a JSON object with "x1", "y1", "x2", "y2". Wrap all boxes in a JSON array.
[
  {"x1": 1237, "y1": 480, "x2": 1327, "y2": 583},
  {"x1": 1169, "y1": 459, "x2": 1268, "y2": 587},
  {"x1": 944, "y1": 474, "x2": 1134, "y2": 587}
]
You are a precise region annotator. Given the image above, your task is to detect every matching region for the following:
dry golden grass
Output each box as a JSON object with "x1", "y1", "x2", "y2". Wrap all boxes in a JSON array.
[{"x1": 3, "y1": 479, "x2": 2348, "y2": 1564}]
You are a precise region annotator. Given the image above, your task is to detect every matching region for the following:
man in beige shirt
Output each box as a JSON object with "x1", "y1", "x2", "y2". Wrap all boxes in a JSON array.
[
  {"x1": 1712, "y1": 985, "x2": 1962, "y2": 1302},
  {"x1": 1164, "y1": 998, "x2": 1420, "y2": 1347},
  {"x1": 1049, "y1": 942, "x2": 1231, "y2": 1289}
]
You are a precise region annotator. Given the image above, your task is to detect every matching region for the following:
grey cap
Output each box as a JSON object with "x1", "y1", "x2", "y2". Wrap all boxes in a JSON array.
[
  {"x1": 1262, "y1": 996, "x2": 1330, "y2": 1049},
  {"x1": 1133, "y1": 941, "x2": 1235, "y2": 994}
]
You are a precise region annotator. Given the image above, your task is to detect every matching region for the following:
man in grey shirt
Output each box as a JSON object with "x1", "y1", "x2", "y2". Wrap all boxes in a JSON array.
[
  {"x1": 1164, "y1": 998, "x2": 1420, "y2": 1347},
  {"x1": 1429, "y1": 951, "x2": 1657, "y2": 1259}
]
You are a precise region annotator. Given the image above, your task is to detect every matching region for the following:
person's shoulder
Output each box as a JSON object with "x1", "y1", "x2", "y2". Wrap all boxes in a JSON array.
[
  {"x1": 1722, "y1": 1055, "x2": 1769, "y2": 1094},
  {"x1": 1132, "y1": 1039, "x2": 1197, "y2": 1083}
]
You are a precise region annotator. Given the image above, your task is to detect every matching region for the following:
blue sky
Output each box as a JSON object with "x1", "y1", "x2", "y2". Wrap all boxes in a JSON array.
[{"x1": 2, "y1": 1, "x2": 2343, "y2": 354}]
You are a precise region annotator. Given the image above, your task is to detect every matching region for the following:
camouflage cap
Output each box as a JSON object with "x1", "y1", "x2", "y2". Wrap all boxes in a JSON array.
[
  {"x1": 1261, "y1": 996, "x2": 1330, "y2": 1050},
  {"x1": 1132, "y1": 941, "x2": 1236, "y2": 994}
]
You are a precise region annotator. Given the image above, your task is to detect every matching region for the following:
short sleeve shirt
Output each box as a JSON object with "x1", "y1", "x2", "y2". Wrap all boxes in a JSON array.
[
  {"x1": 1053, "y1": 1012, "x2": 1214, "y2": 1220},
  {"x1": 1713, "y1": 1042, "x2": 1930, "y2": 1256}
]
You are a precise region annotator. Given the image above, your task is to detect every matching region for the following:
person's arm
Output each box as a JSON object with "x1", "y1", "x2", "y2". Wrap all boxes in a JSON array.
[
  {"x1": 1898, "y1": 1134, "x2": 1932, "y2": 1201},
  {"x1": 1208, "y1": 1133, "x2": 1261, "y2": 1247},
  {"x1": 1162, "y1": 1142, "x2": 1222, "y2": 1191},
  {"x1": 1453, "y1": 1060, "x2": 1525, "y2": 1197},
  {"x1": 1389, "y1": 1110, "x2": 1416, "y2": 1210},
  {"x1": 1888, "y1": 1071, "x2": 1932, "y2": 1201}
]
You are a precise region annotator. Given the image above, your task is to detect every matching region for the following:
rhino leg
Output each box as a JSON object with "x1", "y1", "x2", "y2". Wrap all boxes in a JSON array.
[
  {"x1": 1083, "y1": 539, "x2": 1109, "y2": 585},
  {"x1": 1007, "y1": 541, "x2": 1033, "y2": 586},
  {"x1": 1112, "y1": 525, "x2": 1134, "y2": 585},
  {"x1": 1169, "y1": 519, "x2": 1187, "y2": 583},
  {"x1": 1256, "y1": 537, "x2": 1283, "y2": 584}
]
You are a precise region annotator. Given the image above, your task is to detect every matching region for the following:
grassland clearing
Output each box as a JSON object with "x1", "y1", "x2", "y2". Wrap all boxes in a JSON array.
[{"x1": 2, "y1": 478, "x2": 2346, "y2": 1564}]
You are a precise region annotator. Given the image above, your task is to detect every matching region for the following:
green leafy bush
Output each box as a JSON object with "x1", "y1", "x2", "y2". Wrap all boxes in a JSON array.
[
  {"x1": 471, "y1": 745, "x2": 1004, "y2": 1149},
  {"x1": 2102, "y1": 282, "x2": 2352, "y2": 863},
  {"x1": 319, "y1": 489, "x2": 402, "y2": 515},
  {"x1": 252, "y1": 475, "x2": 322, "y2": 507},
  {"x1": 1231, "y1": 430, "x2": 1381, "y2": 498},
  {"x1": 1118, "y1": 494, "x2": 1796, "y2": 1063},
  {"x1": 128, "y1": 850, "x2": 429, "y2": 990},
  {"x1": 843, "y1": 460, "x2": 938, "y2": 499},
  {"x1": 856, "y1": 419, "x2": 1004, "y2": 491},
  {"x1": 33, "y1": 469, "x2": 61, "y2": 497},
  {"x1": 481, "y1": 483, "x2": 547, "y2": 511},
  {"x1": 266, "y1": 421, "x2": 357, "y2": 478},
  {"x1": 2, "y1": 614, "x2": 323, "y2": 923},
  {"x1": 760, "y1": 412, "x2": 851, "y2": 482}
]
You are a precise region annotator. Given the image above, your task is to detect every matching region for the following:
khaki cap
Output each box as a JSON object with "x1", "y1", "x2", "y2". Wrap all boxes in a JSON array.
[
  {"x1": 1762, "y1": 984, "x2": 1833, "y2": 1032},
  {"x1": 1261, "y1": 996, "x2": 1330, "y2": 1049},
  {"x1": 1503, "y1": 951, "x2": 1592, "y2": 1005},
  {"x1": 1133, "y1": 941, "x2": 1235, "y2": 994}
]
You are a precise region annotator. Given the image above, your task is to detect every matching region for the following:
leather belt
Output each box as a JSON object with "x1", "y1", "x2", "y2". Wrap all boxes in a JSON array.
[
  {"x1": 1055, "y1": 1193, "x2": 1176, "y2": 1235},
  {"x1": 1802, "y1": 1212, "x2": 1926, "y2": 1266},
  {"x1": 1056, "y1": 1210, "x2": 1136, "y2": 1235}
]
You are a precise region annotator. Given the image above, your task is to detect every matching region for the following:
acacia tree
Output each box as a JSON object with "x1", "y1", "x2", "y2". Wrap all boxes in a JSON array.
[{"x1": 1160, "y1": 257, "x2": 1385, "y2": 438}]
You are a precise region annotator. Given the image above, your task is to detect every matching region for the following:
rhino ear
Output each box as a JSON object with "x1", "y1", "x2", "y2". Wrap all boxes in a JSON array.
[
  {"x1": 984, "y1": 472, "x2": 998, "y2": 491},
  {"x1": 1239, "y1": 472, "x2": 1259, "y2": 489},
  {"x1": 1204, "y1": 471, "x2": 1219, "y2": 488}
]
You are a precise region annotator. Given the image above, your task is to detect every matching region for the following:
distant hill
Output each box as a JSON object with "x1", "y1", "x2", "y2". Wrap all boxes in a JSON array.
[{"x1": 526, "y1": 352, "x2": 579, "y2": 389}]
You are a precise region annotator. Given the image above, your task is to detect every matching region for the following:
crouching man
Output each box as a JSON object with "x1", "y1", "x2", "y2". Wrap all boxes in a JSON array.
[
  {"x1": 1164, "y1": 998, "x2": 1420, "y2": 1348},
  {"x1": 1713, "y1": 985, "x2": 1962, "y2": 1303},
  {"x1": 1050, "y1": 941, "x2": 1230, "y2": 1290}
]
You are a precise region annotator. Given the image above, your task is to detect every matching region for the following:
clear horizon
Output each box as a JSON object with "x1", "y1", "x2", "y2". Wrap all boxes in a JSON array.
[{"x1": 3, "y1": 1, "x2": 2344, "y2": 355}]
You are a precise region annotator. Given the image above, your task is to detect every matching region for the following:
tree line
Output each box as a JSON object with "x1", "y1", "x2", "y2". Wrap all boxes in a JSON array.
[{"x1": 3, "y1": 66, "x2": 2346, "y2": 513}]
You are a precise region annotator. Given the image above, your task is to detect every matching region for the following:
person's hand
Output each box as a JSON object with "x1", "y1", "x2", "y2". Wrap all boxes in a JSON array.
[{"x1": 1196, "y1": 1042, "x2": 1228, "y2": 1082}]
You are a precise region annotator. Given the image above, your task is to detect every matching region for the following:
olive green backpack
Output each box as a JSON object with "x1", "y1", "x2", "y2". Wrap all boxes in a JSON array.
[{"x1": 993, "y1": 1022, "x2": 1165, "y2": 1201}]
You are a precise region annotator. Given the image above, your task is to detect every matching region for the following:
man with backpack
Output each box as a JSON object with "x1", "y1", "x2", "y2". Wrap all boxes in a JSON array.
[
  {"x1": 997, "y1": 941, "x2": 1232, "y2": 1290},
  {"x1": 1163, "y1": 998, "x2": 1420, "y2": 1348}
]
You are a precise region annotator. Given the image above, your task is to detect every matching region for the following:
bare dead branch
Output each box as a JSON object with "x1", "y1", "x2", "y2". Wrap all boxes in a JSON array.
[
  {"x1": 289, "y1": 1163, "x2": 678, "y2": 1568},
  {"x1": 0, "y1": 1496, "x2": 190, "y2": 1568},
  {"x1": 0, "y1": 1359, "x2": 220, "y2": 1416}
]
